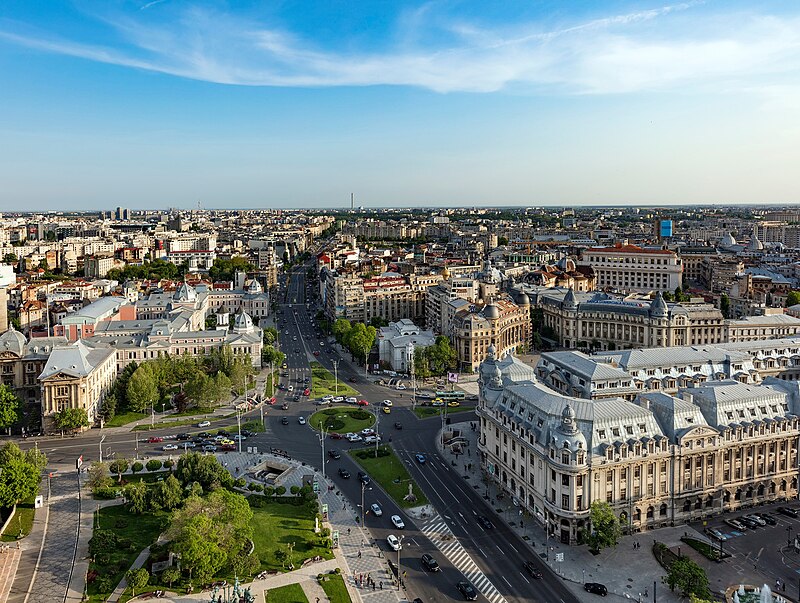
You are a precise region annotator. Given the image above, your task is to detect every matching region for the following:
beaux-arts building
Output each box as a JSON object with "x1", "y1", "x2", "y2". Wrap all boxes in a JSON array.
[{"x1": 477, "y1": 346, "x2": 800, "y2": 545}]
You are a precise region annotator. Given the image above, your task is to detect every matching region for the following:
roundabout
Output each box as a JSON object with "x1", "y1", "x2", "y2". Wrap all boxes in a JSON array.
[{"x1": 309, "y1": 406, "x2": 376, "y2": 434}]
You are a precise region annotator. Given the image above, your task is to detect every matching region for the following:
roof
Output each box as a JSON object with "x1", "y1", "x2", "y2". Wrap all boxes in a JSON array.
[
  {"x1": 39, "y1": 340, "x2": 115, "y2": 380},
  {"x1": 588, "y1": 244, "x2": 675, "y2": 256},
  {"x1": 542, "y1": 351, "x2": 630, "y2": 381},
  {"x1": 69, "y1": 297, "x2": 126, "y2": 320}
]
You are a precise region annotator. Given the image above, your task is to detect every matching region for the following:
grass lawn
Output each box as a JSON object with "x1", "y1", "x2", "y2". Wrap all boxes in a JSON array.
[
  {"x1": 249, "y1": 499, "x2": 333, "y2": 572},
  {"x1": 86, "y1": 505, "x2": 167, "y2": 602},
  {"x1": 310, "y1": 362, "x2": 358, "y2": 399},
  {"x1": 309, "y1": 407, "x2": 375, "y2": 434},
  {"x1": 413, "y1": 404, "x2": 475, "y2": 419},
  {"x1": 265, "y1": 584, "x2": 309, "y2": 603},
  {"x1": 349, "y1": 446, "x2": 428, "y2": 508},
  {"x1": 0, "y1": 497, "x2": 36, "y2": 542},
  {"x1": 242, "y1": 419, "x2": 266, "y2": 433},
  {"x1": 131, "y1": 413, "x2": 234, "y2": 431},
  {"x1": 104, "y1": 411, "x2": 147, "y2": 428},
  {"x1": 319, "y1": 573, "x2": 352, "y2": 603}
]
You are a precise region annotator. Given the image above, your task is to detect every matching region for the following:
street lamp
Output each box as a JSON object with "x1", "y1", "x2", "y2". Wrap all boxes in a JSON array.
[
  {"x1": 332, "y1": 360, "x2": 340, "y2": 398},
  {"x1": 787, "y1": 525, "x2": 793, "y2": 547},
  {"x1": 396, "y1": 535, "x2": 404, "y2": 590},
  {"x1": 99, "y1": 435, "x2": 106, "y2": 463},
  {"x1": 237, "y1": 409, "x2": 243, "y2": 453},
  {"x1": 360, "y1": 481, "x2": 372, "y2": 527},
  {"x1": 318, "y1": 425, "x2": 329, "y2": 480}
]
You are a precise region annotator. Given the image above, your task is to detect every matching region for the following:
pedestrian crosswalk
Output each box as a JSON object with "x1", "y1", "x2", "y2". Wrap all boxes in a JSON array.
[{"x1": 420, "y1": 516, "x2": 508, "y2": 603}]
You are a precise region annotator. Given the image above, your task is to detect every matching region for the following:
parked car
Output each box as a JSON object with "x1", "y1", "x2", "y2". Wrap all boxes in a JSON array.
[
  {"x1": 386, "y1": 535, "x2": 402, "y2": 551},
  {"x1": 415, "y1": 454, "x2": 426, "y2": 464},
  {"x1": 370, "y1": 503, "x2": 383, "y2": 516},
  {"x1": 431, "y1": 400, "x2": 445, "y2": 407},
  {"x1": 456, "y1": 581, "x2": 478, "y2": 601},
  {"x1": 148, "y1": 437, "x2": 163, "y2": 443},
  {"x1": 233, "y1": 435, "x2": 247, "y2": 441},
  {"x1": 357, "y1": 399, "x2": 369, "y2": 406},
  {"x1": 365, "y1": 435, "x2": 381, "y2": 444},
  {"x1": 176, "y1": 433, "x2": 190, "y2": 441},
  {"x1": 477, "y1": 516, "x2": 493, "y2": 529},
  {"x1": 756, "y1": 512, "x2": 777, "y2": 525},
  {"x1": 329, "y1": 432, "x2": 343, "y2": 440},
  {"x1": 724, "y1": 518, "x2": 747, "y2": 531},
  {"x1": 584, "y1": 583, "x2": 608, "y2": 596},
  {"x1": 778, "y1": 506, "x2": 799, "y2": 518},
  {"x1": 197, "y1": 420, "x2": 211, "y2": 428},
  {"x1": 198, "y1": 431, "x2": 211, "y2": 438},
  {"x1": 744, "y1": 514, "x2": 766, "y2": 527},
  {"x1": 281, "y1": 403, "x2": 289, "y2": 410},
  {"x1": 328, "y1": 450, "x2": 341, "y2": 459},
  {"x1": 358, "y1": 472, "x2": 371, "y2": 485},
  {"x1": 704, "y1": 527, "x2": 727, "y2": 541},
  {"x1": 523, "y1": 561, "x2": 543, "y2": 579},
  {"x1": 346, "y1": 433, "x2": 363, "y2": 443},
  {"x1": 447, "y1": 401, "x2": 461, "y2": 407},
  {"x1": 221, "y1": 444, "x2": 235, "y2": 451},
  {"x1": 390, "y1": 515, "x2": 405, "y2": 529},
  {"x1": 162, "y1": 444, "x2": 178, "y2": 451},
  {"x1": 338, "y1": 468, "x2": 351, "y2": 479},
  {"x1": 738, "y1": 516, "x2": 760, "y2": 529},
  {"x1": 395, "y1": 384, "x2": 406, "y2": 390},
  {"x1": 333, "y1": 396, "x2": 345, "y2": 403},
  {"x1": 202, "y1": 444, "x2": 217, "y2": 452},
  {"x1": 346, "y1": 397, "x2": 358, "y2": 404},
  {"x1": 421, "y1": 553, "x2": 440, "y2": 572}
]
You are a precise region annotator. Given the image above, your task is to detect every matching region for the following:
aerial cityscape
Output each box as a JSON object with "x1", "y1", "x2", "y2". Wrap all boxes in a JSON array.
[{"x1": 1, "y1": 3, "x2": 800, "y2": 603}]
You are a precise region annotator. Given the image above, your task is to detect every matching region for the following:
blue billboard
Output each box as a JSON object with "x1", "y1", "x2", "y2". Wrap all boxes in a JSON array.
[{"x1": 660, "y1": 219, "x2": 673, "y2": 238}]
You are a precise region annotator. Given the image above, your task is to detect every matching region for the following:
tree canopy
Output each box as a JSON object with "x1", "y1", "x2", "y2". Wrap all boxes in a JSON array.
[
  {"x1": 664, "y1": 557, "x2": 710, "y2": 599},
  {"x1": 0, "y1": 384, "x2": 20, "y2": 431},
  {"x1": 53, "y1": 407, "x2": 90, "y2": 433},
  {"x1": 586, "y1": 501, "x2": 622, "y2": 551},
  {"x1": 208, "y1": 257, "x2": 257, "y2": 282},
  {"x1": 0, "y1": 442, "x2": 45, "y2": 508}
]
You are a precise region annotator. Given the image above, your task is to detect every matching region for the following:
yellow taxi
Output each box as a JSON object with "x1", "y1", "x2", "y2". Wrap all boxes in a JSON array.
[
  {"x1": 447, "y1": 401, "x2": 461, "y2": 407},
  {"x1": 382, "y1": 406, "x2": 391, "y2": 414}
]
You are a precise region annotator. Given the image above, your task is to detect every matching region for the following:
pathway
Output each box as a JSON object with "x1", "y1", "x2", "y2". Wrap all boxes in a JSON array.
[{"x1": 0, "y1": 544, "x2": 21, "y2": 603}]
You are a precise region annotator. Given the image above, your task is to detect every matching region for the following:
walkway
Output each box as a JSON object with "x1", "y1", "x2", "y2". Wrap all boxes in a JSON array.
[
  {"x1": 438, "y1": 420, "x2": 684, "y2": 603},
  {"x1": 0, "y1": 544, "x2": 21, "y2": 603},
  {"x1": 106, "y1": 546, "x2": 152, "y2": 603}
]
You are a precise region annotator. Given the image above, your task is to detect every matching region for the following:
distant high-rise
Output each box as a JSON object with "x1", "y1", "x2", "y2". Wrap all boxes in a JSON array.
[{"x1": 114, "y1": 206, "x2": 131, "y2": 221}]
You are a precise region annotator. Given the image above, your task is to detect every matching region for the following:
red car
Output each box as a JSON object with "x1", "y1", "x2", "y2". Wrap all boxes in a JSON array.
[
  {"x1": 268, "y1": 397, "x2": 277, "y2": 405},
  {"x1": 313, "y1": 351, "x2": 320, "y2": 356},
  {"x1": 357, "y1": 400, "x2": 369, "y2": 406},
  {"x1": 221, "y1": 444, "x2": 236, "y2": 451},
  {"x1": 329, "y1": 432, "x2": 343, "y2": 440},
  {"x1": 148, "y1": 437, "x2": 163, "y2": 443},
  {"x1": 303, "y1": 388, "x2": 310, "y2": 396}
]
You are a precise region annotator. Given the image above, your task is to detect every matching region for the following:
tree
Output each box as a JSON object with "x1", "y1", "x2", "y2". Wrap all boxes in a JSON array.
[
  {"x1": 127, "y1": 365, "x2": 159, "y2": 413},
  {"x1": 664, "y1": 557, "x2": 710, "y2": 599},
  {"x1": 263, "y1": 327, "x2": 278, "y2": 345},
  {"x1": 110, "y1": 458, "x2": 130, "y2": 484},
  {"x1": 87, "y1": 462, "x2": 111, "y2": 491},
  {"x1": 149, "y1": 474, "x2": 183, "y2": 511},
  {"x1": 3, "y1": 253, "x2": 18, "y2": 264},
  {"x1": 586, "y1": 501, "x2": 621, "y2": 551},
  {"x1": 261, "y1": 345, "x2": 285, "y2": 366},
  {"x1": 161, "y1": 567, "x2": 181, "y2": 588},
  {"x1": 146, "y1": 459, "x2": 163, "y2": 472},
  {"x1": 719, "y1": 293, "x2": 731, "y2": 319},
  {"x1": 498, "y1": 236, "x2": 509, "y2": 246},
  {"x1": 275, "y1": 485, "x2": 286, "y2": 496},
  {"x1": 332, "y1": 318, "x2": 352, "y2": 343},
  {"x1": 124, "y1": 481, "x2": 148, "y2": 514},
  {"x1": 125, "y1": 568, "x2": 149, "y2": 597},
  {"x1": 0, "y1": 443, "x2": 41, "y2": 508},
  {"x1": 174, "y1": 452, "x2": 233, "y2": 491},
  {"x1": 185, "y1": 372, "x2": 213, "y2": 409},
  {"x1": 53, "y1": 407, "x2": 89, "y2": 433},
  {"x1": 208, "y1": 256, "x2": 257, "y2": 282},
  {"x1": 787, "y1": 290, "x2": 800, "y2": 308},
  {"x1": 0, "y1": 385, "x2": 20, "y2": 433}
]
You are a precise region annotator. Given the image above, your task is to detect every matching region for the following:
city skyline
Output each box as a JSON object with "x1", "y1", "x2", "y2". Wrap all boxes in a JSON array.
[{"x1": 1, "y1": 0, "x2": 800, "y2": 209}]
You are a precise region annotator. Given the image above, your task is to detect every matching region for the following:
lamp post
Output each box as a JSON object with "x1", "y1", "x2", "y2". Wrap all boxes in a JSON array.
[
  {"x1": 99, "y1": 435, "x2": 106, "y2": 463},
  {"x1": 319, "y1": 425, "x2": 328, "y2": 479},
  {"x1": 397, "y1": 535, "x2": 404, "y2": 590},
  {"x1": 365, "y1": 349, "x2": 368, "y2": 379},
  {"x1": 374, "y1": 408, "x2": 381, "y2": 458},
  {"x1": 237, "y1": 409, "x2": 243, "y2": 453},
  {"x1": 333, "y1": 360, "x2": 340, "y2": 398},
  {"x1": 787, "y1": 525, "x2": 793, "y2": 547},
  {"x1": 360, "y1": 481, "x2": 372, "y2": 527}
]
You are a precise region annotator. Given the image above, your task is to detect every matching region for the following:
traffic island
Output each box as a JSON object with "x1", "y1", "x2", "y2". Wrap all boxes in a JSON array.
[
  {"x1": 349, "y1": 445, "x2": 428, "y2": 508},
  {"x1": 309, "y1": 407, "x2": 374, "y2": 434}
]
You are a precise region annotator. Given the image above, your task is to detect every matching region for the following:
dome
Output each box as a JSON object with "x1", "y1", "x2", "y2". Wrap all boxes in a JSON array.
[
  {"x1": 515, "y1": 290, "x2": 530, "y2": 307},
  {"x1": 747, "y1": 230, "x2": 764, "y2": 251},
  {"x1": 489, "y1": 364, "x2": 503, "y2": 389},
  {"x1": 232, "y1": 308, "x2": 254, "y2": 332},
  {"x1": 562, "y1": 287, "x2": 577, "y2": 310},
  {"x1": 483, "y1": 304, "x2": 500, "y2": 320},
  {"x1": 487, "y1": 343, "x2": 497, "y2": 360},
  {"x1": 246, "y1": 279, "x2": 263, "y2": 293},
  {"x1": 0, "y1": 325, "x2": 26, "y2": 357},
  {"x1": 441, "y1": 266, "x2": 451, "y2": 280},
  {"x1": 649, "y1": 291, "x2": 669, "y2": 318},
  {"x1": 720, "y1": 232, "x2": 737, "y2": 248},
  {"x1": 173, "y1": 282, "x2": 197, "y2": 302},
  {"x1": 557, "y1": 256, "x2": 577, "y2": 272}
]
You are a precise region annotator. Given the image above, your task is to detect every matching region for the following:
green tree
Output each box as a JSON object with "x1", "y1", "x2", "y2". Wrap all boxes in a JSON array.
[
  {"x1": 101, "y1": 391, "x2": 117, "y2": 423},
  {"x1": 185, "y1": 372, "x2": 213, "y2": 408},
  {"x1": 413, "y1": 347, "x2": 432, "y2": 379},
  {"x1": 208, "y1": 256, "x2": 257, "y2": 282},
  {"x1": 332, "y1": 318, "x2": 352, "y2": 343},
  {"x1": 3, "y1": 253, "x2": 18, "y2": 263},
  {"x1": 161, "y1": 567, "x2": 181, "y2": 588},
  {"x1": 263, "y1": 326, "x2": 278, "y2": 345},
  {"x1": 146, "y1": 459, "x2": 163, "y2": 472},
  {"x1": 664, "y1": 557, "x2": 710, "y2": 599},
  {"x1": 369, "y1": 316, "x2": 389, "y2": 328},
  {"x1": 131, "y1": 461, "x2": 144, "y2": 475},
  {"x1": 124, "y1": 481, "x2": 148, "y2": 514},
  {"x1": 586, "y1": 501, "x2": 621, "y2": 551},
  {"x1": 125, "y1": 568, "x2": 149, "y2": 597},
  {"x1": 0, "y1": 443, "x2": 41, "y2": 507},
  {"x1": 110, "y1": 458, "x2": 130, "y2": 484},
  {"x1": 174, "y1": 452, "x2": 233, "y2": 491},
  {"x1": 720, "y1": 294, "x2": 731, "y2": 319},
  {"x1": 149, "y1": 474, "x2": 183, "y2": 511},
  {"x1": 261, "y1": 345, "x2": 285, "y2": 366},
  {"x1": 127, "y1": 365, "x2": 159, "y2": 412},
  {"x1": 498, "y1": 236, "x2": 509, "y2": 246},
  {"x1": 427, "y1": 336, "x2": 457, "y2": 375},
  {"x1": 53, "y1": 407, "x2": 90, "y2": 433},
  {"x1": 787, "y1": 290, "x2": 800, "y2": 308},
  {"x1": 86, "y1": 462, "x2": 111, "y2": 491},
  {"x1": 0, "y1": 385, "x2": 20, "y2": 433}
]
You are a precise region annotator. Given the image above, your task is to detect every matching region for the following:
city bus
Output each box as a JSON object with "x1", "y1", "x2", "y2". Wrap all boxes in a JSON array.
[{"x1": 435, "y1": 391, "x2": 466, "y2": 401}]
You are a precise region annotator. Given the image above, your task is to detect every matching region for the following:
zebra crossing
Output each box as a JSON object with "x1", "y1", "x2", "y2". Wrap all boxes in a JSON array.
[{"x1": 420, "y1": 516, "x2": 508, "y2": 603}]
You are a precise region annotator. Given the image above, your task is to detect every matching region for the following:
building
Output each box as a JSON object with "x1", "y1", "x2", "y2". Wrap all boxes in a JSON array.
[
  {"x1": 165, "y1": 249, "x2": 216, "y2": 270},
  {"x1": 84, "y1": 255, "x2": 115, "y2": 278},
  {"x1": 450, "y1": 293, "x2": 531, "y2": 371},
  {"x1": 0, "y1": 326, "x2": 66, "y2": 415},
  {"x1": 477, "y1": 346, "x2": 800, "y2": 545},
  {"x1": 725, "y1": 313, "x2": 800, "y2": 343},
  {"x1": 54, "y1": 297, "x2": 128, "y2": 341},
  {"x1": 39, "y1": 340, "x2": 117, "y2": 432},
  {"x1": 377, "y1": 319, "x2": 436, "y2": 372},
  {"x1": 527, "y1": 287, "x2": 725, "y2": 350},
  {"x1": 578, "y1": 244, "x2": 682, "y2": 293}
]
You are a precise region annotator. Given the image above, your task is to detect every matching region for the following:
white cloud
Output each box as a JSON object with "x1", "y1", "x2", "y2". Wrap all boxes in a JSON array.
[{"x1": 1, "y1": 3, "x2": 800, "y2": 94}]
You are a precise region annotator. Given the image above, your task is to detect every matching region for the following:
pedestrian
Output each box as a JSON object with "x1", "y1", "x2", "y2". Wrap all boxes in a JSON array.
[
  {"x1": 347, "y1": 528, "x2": 351, "y2": 535},
  {"x1": 358, "y1": 550, "x2": 361, "y2": 559},
  {"x1": 380, "y1": 582, "x2": 383, "y2": 590},
  {"x1": 372, "y1": 583, "x2": 376, "y2": 591},
  {"x1": 316, "y1": 598, "x2": 320, "y2": 603}
]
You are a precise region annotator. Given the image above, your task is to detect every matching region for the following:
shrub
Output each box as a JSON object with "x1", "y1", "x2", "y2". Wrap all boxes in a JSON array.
[
  {"x1": 322, "y1": 408, "x2": 339, "y2": 416},
  {"x1": 275, "y1": 486, "x2": 286, "y2": 496},
  {"x1": 131, "y1": 461, "x2": 144, "y2": 474},
  {"x1": 264, "y1": 486, "x2": 274, "y2": 497},
  {"x1": 146, "y1": 460, "x2": 163, "y2": 472},
  {"x1": 234, "y1": 477, "x2": 246, "y2": 488},
  {"x1": 163, "y1": 459, "x2": 174, "y2": 469},
  {"x1": 93, "y1": 486, "x2": 120, "y2": 500},
  {"x1": 350, "y1": 410, "x2": 370, "y2": 420},
  {"x1": 290, "y1": 486, "x2": 300, "y2": 495},
  {"x1": 324, "y1": 418, "x2": 345, "y2": 431},
  {"x1": 253, "y1": 484, "x2": 263, "y2": 492},
  {"x1": 114, "y1": 519, "x2": 128, "y2": 529},
  {"x1": 93, "y1": 576, "x2": 114, "y2": 593},
  {"x1": 248, "y1": 483, "x2": 257, "y2": 491}
]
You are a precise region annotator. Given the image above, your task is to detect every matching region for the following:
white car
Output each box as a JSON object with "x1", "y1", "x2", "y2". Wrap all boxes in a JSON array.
[
  {"x1": 361, "y1": 428, "x2": 376, "y2": 436},
  {"x1": 382, "y1": 400, "x2": 393, "y2": 407},
  {"x1": 370, "y1": 503, "x2": 383, "y2": 516},
  {"x1": 395, "y1": 384, "x2": 406, "y2": 390},
  {"x1": 197, "y1": 420, "x2": 211, "y2": 428},
  {"x1": 386, "y1": 534, "x2": 402, "y2": 551},
  {"x1": 316, "y1": 399, "x2": 331, "y2": 406},
  {"x1": 333, "y1": 396, "x2": 345, "y2": 403},
  {"x1": 346, "y1": 433, "x2": 363, "y2": 443},
  {"x1": 323, "y1": 395, "x2": 334, "y2": 402},
  {"x1": 365, "y1": 435, "x2": 381, "y2": 444},
  {"x1": 298, "y1": 417, "x2": 306, "y2": 425},
  {"x1": 346, "y1": 397, "x2": 358, "y2": 404},
  {"x1": 162, "y1": 444, "x2": 179, "y2": 451},
  {"x1": 390, "y1": 515, "x2": 405, "y2": 529}
]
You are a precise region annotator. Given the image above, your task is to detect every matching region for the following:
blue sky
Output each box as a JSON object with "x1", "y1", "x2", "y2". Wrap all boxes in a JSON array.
[{"x1": 1, "y1": 1, "x2": 799, "y2": 210}]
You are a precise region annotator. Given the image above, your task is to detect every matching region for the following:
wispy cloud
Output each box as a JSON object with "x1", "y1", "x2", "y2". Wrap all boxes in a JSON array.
[{"x1": 1, "y1": 2, "x2": 799, "y2": 94}]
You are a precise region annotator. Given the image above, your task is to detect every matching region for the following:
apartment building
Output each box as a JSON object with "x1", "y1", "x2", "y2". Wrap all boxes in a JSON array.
[{"x1": 578, "y1": 244, "x2": 682, "y2": 293}]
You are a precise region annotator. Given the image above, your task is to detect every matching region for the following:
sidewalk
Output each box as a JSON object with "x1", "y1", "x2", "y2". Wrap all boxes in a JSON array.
[{"x1": 437, "y1": 420, "x2": 684, "y2": 603}]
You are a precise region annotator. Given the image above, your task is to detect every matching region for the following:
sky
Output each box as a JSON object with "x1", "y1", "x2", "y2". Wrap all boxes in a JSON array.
[{"x1": 1, "y1": 0, "x2": 800, "y2": 211}]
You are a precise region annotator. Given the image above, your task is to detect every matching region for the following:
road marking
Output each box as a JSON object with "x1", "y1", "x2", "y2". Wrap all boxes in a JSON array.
[
  {"x1": 519, "y1": 572, "x2": 530, "y2": 584},
  {"x1": 509, "y1": 544, "x2": 518, "y2": 554},
  {"x1": 502, "y1": 576, "x2": 512, "y2": 588}
]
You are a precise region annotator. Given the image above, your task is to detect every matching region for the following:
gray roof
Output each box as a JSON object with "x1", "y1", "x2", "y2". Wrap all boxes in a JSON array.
[
  {"x1": 39, "y1": 340, "x2": 115, "y2": 379},
  {"x1": 67, "y1": 296, "x2": 126, "y2": 320},
  {"x1": 542, "y1": 351, "x2": 630, "y2": 381}
]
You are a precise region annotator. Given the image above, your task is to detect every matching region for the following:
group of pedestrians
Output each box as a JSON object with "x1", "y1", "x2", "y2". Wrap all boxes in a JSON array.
[{"x1": 353, "y1": 572, "x2": 382, "y2": 590}]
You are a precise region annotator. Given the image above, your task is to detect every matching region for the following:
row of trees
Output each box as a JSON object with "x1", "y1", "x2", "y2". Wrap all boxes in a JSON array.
[
  {"x1": 106, "y1": 259, "x2": 185, "y2": 283},
  {"x1": 332, "y1": 319, "x2": 377, "y2": 364},
  {"x1": 102, "y1": 346, "x2": 255, "y2": 422},
  {"x1": 261, "y1": 326, "x2": 286, "y2": 367},
  {"x1": 208, "y1": 257, "x2": 257, "y2": 282},
  {"x1": 413, "y1": 336, "x2": 457, "y2": 378}
]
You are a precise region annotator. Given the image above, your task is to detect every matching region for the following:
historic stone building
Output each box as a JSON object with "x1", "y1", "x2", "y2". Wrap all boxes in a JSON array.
[
  {"x1": 578, "y1": 244, "x2": 682, "y2": 293},
  {"x1": 477, "y1": 347, "x2": 800, "y2": 545}
]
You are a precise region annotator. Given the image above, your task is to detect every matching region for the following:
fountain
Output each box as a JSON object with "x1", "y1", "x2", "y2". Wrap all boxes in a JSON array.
[
  {"x1": 761, "y1": 585, "x2": 774, "y2": 603},
  {"x1": 726, "y1": 584, "x2": 790, "y2": 603},
  {"x1": 734, "y1": 592, "x2": 741, "y2": 603}
]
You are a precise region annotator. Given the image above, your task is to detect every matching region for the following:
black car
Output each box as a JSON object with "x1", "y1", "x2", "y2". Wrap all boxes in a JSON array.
[
  {"x1": 217, "y1": 429, "x2": 230, "y2": 437},
  {"x1": 349, "y1": 377, "x2": 358, "y2": 383},
  {"x1": 756, "y1": 512, "x2": 777, "y2": 525},
  {"x1": 523, "y1": 561, "x2": 542, "y2": 579},
  {"x1": 328, "y1": 450, "x2": 341, "y2": 459},
  {"x1": 198, "y1": 431, "x2": 211, "y2": 438},
  {"x1": 456, "y1": 581, "x2": 478, "y2": 601},
  {"x1": 584, "y1": 583, "x2": 608, "y2": 596},
  {"x1": 176, "y1": 433, "x2": 190, "y2": 441},
  {"x1": 281, "y1": 417, "x2": 290, "y2": 425},
  {"x1": 477, "y1": 516, "x2": 493, "y2": 529},
  {"x1": 421, "y1": 553, "x2": 440, "y2": 572},
  {"x1": 241, "y1": 429, "x2": 253, "y2": 437},
  {"x1": 358, "y1": 471, "x2": 371, "y2": 485},
  {"x1": 778, "y1": 506, "x2": 799, "y2": 518},
  {"x1": 738, "y1": 516, "x2": 760, "y2": 529},
  {"x1": 338, "y1": 468, "x2": 351, "y2": 479},
  {"x1": 394, "y1": 422, "x2": 403, "y2": 430}
]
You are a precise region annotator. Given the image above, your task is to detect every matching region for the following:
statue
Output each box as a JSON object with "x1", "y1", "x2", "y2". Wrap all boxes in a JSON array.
[
  {"x1": 244, "y1": 586, "x2": 255, "y2": 603},
  {"x1": 209, "y1": 586, "x2": 219, "y2": 603}
]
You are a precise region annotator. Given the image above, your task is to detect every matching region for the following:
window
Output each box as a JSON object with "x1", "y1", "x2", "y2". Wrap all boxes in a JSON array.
[
  {"x1": 561, "y1": 474, "x2": 570, "y2": 486},
  {"x1": 561, "y1": 494, "x2": 570, "y2": 509}
]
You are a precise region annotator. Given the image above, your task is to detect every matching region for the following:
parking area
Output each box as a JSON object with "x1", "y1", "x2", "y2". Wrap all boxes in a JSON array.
[{"x1": 690, "y1": 501, "x2": 800, "y2": 597}]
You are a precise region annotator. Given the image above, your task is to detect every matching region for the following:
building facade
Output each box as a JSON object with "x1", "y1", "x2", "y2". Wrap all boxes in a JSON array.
[{"x1": 578, "y1": 244, "x2": 682, "y2": 293}]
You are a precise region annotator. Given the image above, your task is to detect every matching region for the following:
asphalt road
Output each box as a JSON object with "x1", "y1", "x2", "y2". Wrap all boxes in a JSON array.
[{"x1": 13, "y1": 260, "x2": 581, "y2": 603}]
